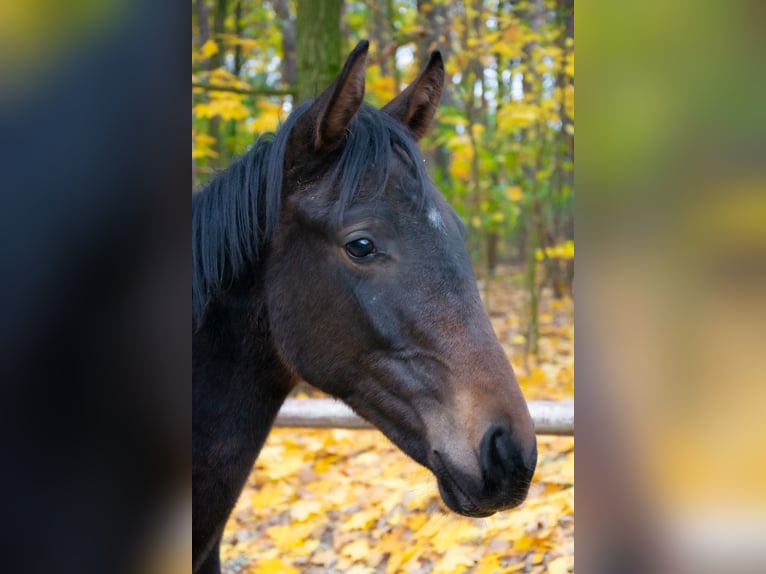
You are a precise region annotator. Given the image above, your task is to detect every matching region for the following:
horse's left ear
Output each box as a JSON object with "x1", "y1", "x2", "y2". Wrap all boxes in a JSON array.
[{"x1": 383, "y1": 51, "x2": 444, "y2": 141}]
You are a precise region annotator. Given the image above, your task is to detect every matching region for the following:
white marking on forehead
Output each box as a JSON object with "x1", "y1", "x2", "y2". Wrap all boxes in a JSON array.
[{"x1": 427, "y1": 207, "x2": 445, "y2": 231}]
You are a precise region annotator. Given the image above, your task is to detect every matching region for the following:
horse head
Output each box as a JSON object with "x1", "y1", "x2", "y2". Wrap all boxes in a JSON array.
[{"x1": 265, "y1": 41, "x2": 536, "y2": 517}]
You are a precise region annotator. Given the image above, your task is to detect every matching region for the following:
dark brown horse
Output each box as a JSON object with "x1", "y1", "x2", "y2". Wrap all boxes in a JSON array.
[{"x1": 192, "y1": 41, "x2": 537, "y2": 574}]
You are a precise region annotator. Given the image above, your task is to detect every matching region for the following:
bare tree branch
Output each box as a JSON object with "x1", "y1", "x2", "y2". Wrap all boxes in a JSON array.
[{"x1": 192, "y1": 82, "x2": 296, "y2": 97}]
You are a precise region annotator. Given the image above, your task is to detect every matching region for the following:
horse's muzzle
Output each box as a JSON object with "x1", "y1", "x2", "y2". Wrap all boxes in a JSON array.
[{"x1": 431, "y1": 424, "x2": 537, "y2": 517}]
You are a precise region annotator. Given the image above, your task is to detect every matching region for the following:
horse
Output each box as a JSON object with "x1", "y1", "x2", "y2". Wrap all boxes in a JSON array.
[{"x1": 192, "y1": 40, "x2": 537, "y2": 574}]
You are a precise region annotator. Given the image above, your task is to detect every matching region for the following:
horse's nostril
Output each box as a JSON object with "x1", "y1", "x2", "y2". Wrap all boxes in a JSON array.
[
  {"x1": 493, "y1": 429, "x2": 512, "y2": 463},
  {"x1": 480, "y1": 425, "x2": 518, "y2": 484}
]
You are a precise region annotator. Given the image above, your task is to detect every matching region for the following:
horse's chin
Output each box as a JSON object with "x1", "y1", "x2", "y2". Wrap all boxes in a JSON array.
[
  {"x1": 429, "y1": 450, "x2": 531, "y2": 518},
  {"x1": 341, "y1": 394, "x2": 532, "y2": 517},
  {"x1": 435, "y1": 477, "x2": 497, "y2": 518}
]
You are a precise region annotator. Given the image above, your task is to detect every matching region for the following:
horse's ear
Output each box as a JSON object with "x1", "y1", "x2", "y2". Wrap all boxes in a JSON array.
[
  {"x1": 312, "y1": 40, "x2": 369, "y2": 152},
  {"x1": 382, "y1": 51, "x2": 444, "y2": 141}
]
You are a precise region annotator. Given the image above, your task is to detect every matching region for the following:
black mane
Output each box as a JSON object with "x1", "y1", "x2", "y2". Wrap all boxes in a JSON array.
[{"x1": 192, "y1": 100, "x2": 431, "y2": 327}]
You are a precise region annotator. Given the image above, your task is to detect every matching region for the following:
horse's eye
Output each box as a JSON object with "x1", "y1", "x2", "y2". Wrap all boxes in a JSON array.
[{"x1": 345, "y1": 238, "x2": 376, "y2": 259}]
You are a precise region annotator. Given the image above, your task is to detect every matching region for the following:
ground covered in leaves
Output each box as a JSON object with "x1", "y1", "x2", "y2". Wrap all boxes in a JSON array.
[{"x1": 221, "y1": 273, "x2": 574, "y2": 573}]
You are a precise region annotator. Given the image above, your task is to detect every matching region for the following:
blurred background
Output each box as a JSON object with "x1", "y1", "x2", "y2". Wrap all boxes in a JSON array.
[{"x1": 578, "y1": 1, "x2": 766, "y2": 573}]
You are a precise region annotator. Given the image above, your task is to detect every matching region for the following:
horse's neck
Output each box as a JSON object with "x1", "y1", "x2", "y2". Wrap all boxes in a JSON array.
[
  {"x1": 193, "y1": 283, "x2": 296, "y2": 486},
  {"x1": 194, "y1": 311, "x2": 293, "y2": 425},
  {"x1": 193, "y1": 281, "x2": 297, "y2": 572}
]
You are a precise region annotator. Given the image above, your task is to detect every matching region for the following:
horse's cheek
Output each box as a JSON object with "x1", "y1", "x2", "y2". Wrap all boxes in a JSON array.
[{"x1": 262, "y1": 262, "x2": 329, "y2": 379}]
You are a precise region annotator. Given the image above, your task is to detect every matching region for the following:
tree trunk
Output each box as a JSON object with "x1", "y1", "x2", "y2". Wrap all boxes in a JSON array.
[
  {"x1": 209, "y1": 0, "x2": 228, "y2": 162},
  {"x1": 233, "y1": 0, "x2": 243, "y2": 74},
  {"x1": 415, "y1": 0, "x2": 452, "y2": 181},
  {"x1": 487, "y1": 232, "x2": 500, "y2": 274},
  {"x1": 195, "y1": 0, "x2": 210, "y2": 46},
  {"x1": 521, "y1": 0, "x2": 546, "y2": 353},
  {"x1": 296, "y1": 0, "x2": 343, "y2": 102},
  {"x1": 274, "y1": 0, "x2": 297, "y2": 87},
  {"x1": 551, "y1": 0, "x2": 574, "y2": 297},
  {"x1": 371, "y1": 1, "x2": 391, "y2": 76}
]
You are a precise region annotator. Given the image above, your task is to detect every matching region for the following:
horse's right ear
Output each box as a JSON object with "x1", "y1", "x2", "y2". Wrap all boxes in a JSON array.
[{"x1": 310, "y1": 40, "x2": 369, "y2": 152}]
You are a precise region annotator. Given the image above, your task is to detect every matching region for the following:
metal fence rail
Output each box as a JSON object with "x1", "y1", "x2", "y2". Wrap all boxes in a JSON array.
[{"x1": 275, "y1": 398, "x2": 574, "y2": 436}]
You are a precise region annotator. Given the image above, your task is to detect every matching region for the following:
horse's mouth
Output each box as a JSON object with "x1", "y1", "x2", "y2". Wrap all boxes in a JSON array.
[
  {"x1": 341, "y1": 388, "x2": 534, "y2": 517},
  {"x1": 430, "y1": 451, "x2": 494, "y2": 517},
  {"x1": 429, "y1": 450, "x2": 531, "y2": 518}
]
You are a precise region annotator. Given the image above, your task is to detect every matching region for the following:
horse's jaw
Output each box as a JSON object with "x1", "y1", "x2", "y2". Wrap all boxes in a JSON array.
[{"x1": 338, "y1": 376, "x2": 537, "y2": 518}]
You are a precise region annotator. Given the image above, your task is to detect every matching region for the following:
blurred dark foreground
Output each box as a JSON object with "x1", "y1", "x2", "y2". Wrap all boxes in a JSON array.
[
  {"x1": 1, "y1": 1, "x2": 765, "y2": 573},
  {"x1": 0, "y1": 1, "x2": 189, "y2": 573}
]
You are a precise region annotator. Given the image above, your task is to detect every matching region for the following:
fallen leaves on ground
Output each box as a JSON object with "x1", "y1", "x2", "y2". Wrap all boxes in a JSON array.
[{"x1": 221, "y1": 272, "x2": 574, "y2": 573}]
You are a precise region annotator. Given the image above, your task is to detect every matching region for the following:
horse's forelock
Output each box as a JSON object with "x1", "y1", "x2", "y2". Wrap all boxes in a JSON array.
[
  {"x1": 332, "y1": 105, "x2": 432, "y2": 216},
  {"x1": 192, "y1": 100, "x2": 431, "y2": 328}
]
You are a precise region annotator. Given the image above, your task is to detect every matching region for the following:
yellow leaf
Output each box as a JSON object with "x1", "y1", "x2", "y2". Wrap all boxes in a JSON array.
[
  {"x1": 208, "y1": 68, "x2": 239, "y2": 84},
  {"x1": 248, "y1": 558, "x2": 299, "y2": 574},
  {"x1": 192, "y1": 130, "x2": 218, "y2": 160},
  {"x1": 506, "y1": 186, "x2": 524, "y2": 201},
  {"x1": 386, "y1": 543, "x2": 421, "y2": 574},
  {"x1": 290, "y1": 499, "x2": 322, "y2": 522},
  {"x1": 564, "y1": 84, "x2": 574, "y2": 119},
  {"x1": 475, "y1": 554, "x2": 526, "y2": 574},
  {"x1": 193, "y1": 97, "x2": 250, "y2": 121},
  {"x1": 291, "y1": 538, "x2": 319, "y2": 558},
  {"x1": 404, "y1": 513, "x2": 428, "y2": 531},
  {"x1": 260, "y1": 447, "x2": 305, "y2": 480},
  {"x1": 565, "y1": 52, "x2": 574, "y2": 78},
  {"x1": 313, "y1": 453, "x2": 338, "y2": 473},
  {"x1": 310, "y1": 548, "x2": 336, "y2": 567},
  {"x1": 201, "y1": 39, "x2": 219, "y2": 59},
  {"x1": 368, "y1": 76, "x2": 396, "y2": 101},
  {"x1": 250, "y1": 483, "x2": 286, "y2": 510},
  {"x1": 497, "y1": 104, "x2": 539, "y2": 130},
  {"x1": 248, "y1": 100, "x2": 283, "y2": 134},
  {"x1": 266, "y1": 522, "x2": 315, "y2": 550},
  {"x1": 536, "y1": 240, "x2": 574, "y2": 262},
  {"x1": 547, "y1": 555, "x2": 572, "y2": 574},
  {"x1": 490, "y1": 40, "x2": 522, "y2": 59},
  {"x1": 471, "y1": 554, "x2": 502, "y2": 574},
  {"x1": 431, "y1": 520, "x2": 477, "y2": 553},
  {"x1": 340, "y1": 538, "x2": 370, "y2": 562},
  {"x1": 404, "y1": 485, "x2": 437, "y2": 511},
  {"x1": 340, "y1": 509, "x2": 379, "y2": 531},
  {"x1": 513, "y1": 534, "x2": 534, "y2": 552},
  {"x1": 433, "y1": 545, "x2": 476, "y2": 574},
  {"x1": 413, "y1": 512, "x2": 449, "y2": 539},
  {"x1": 445, "y1": 133, "x2": 471, "y2": 150}
]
